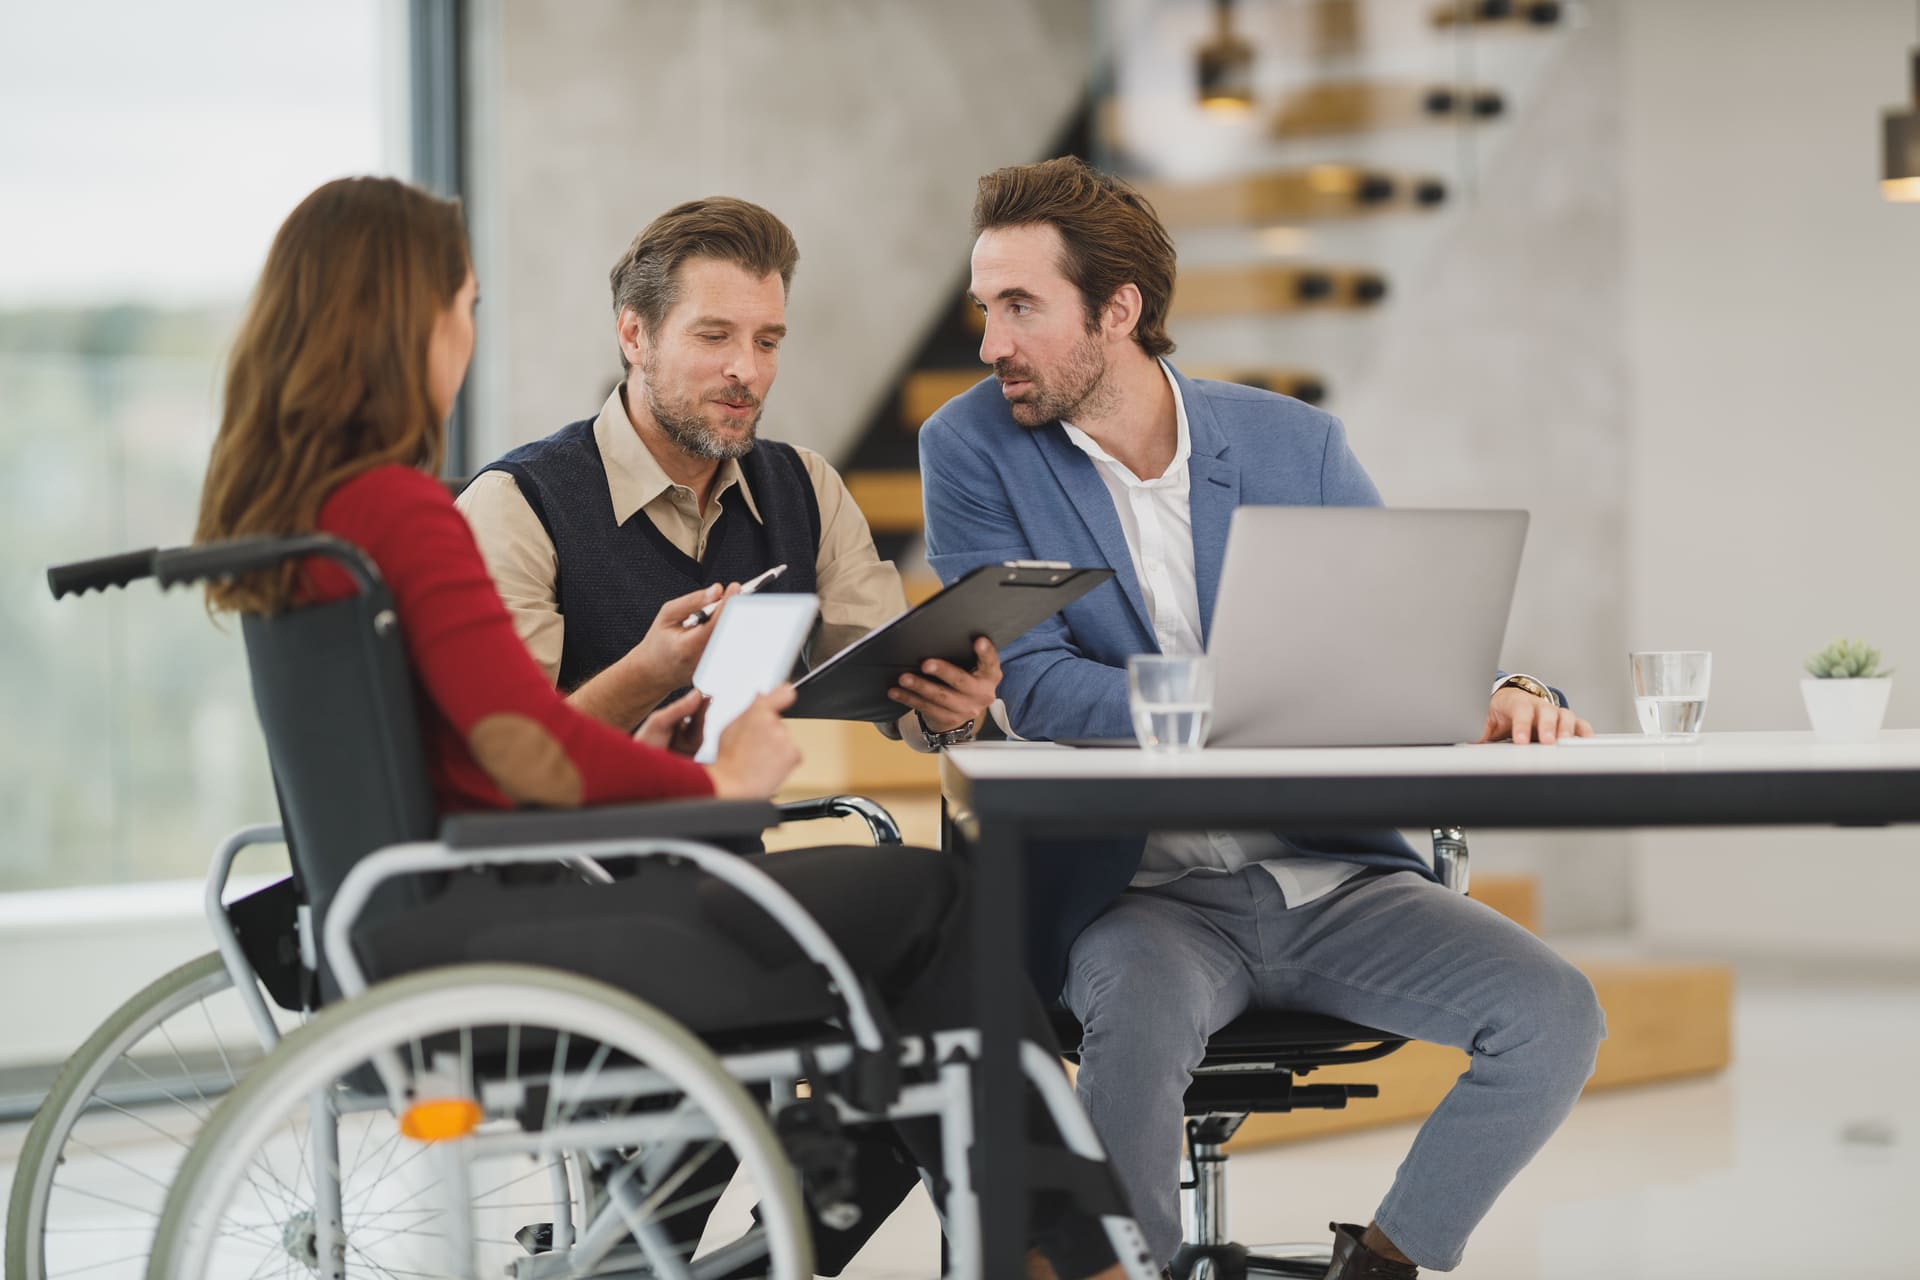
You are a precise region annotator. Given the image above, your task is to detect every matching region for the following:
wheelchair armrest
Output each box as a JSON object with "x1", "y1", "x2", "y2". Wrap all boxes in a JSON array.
[
  {"x1": 324, "y1": 834, "x2": 902, "y2": 1093},
  {"x1": 440, "y1": 799, "x2": 782, "y2": 849},
  {"x1": 775, "y1": 795, "x2": 903, "y2": 845}
]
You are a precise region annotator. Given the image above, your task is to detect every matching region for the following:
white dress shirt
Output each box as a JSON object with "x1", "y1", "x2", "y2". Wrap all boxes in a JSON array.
[{"x1": 1060, "y1": 361, "x2": 1366, "y2": 907}]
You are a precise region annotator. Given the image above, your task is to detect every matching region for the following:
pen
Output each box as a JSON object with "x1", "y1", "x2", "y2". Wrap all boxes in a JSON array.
[{"x1": 681, "y1": 563, "x2": 788, "y2": 629}]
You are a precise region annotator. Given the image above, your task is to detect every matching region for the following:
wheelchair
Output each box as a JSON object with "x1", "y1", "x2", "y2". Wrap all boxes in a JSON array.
[{"x1": 13, "y1": 535, "x2": 1156, "y2": 1280}]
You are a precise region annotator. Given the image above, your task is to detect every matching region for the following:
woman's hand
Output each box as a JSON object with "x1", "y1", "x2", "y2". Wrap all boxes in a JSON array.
[
  {"x1": 706, "y1": 684, "x2": 802, "y2": 799},
  {"x1": 634, "y1": 687, "x2": 709, "y2": 757}
]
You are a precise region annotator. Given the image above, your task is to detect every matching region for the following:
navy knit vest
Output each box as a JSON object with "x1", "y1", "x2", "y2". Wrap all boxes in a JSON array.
[{"x1": 480, "y1": 418, "x2": 820, "y2": 693}]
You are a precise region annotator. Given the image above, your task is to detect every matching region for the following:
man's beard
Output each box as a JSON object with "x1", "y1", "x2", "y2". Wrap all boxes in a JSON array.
[
  {"x1": 641, "y1": 355, "x2": 762, "y2": 461},
  {"x1": 995, "y1": 329, "x2": 1114, "y2": 429}
]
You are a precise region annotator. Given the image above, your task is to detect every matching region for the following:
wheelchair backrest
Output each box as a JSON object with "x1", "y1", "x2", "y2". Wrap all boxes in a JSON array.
[{"x1": 241, "y1": 574, "x2": 437, "y2": 1000}]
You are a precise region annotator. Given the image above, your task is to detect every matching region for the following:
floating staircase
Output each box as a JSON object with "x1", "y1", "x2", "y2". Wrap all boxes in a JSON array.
[
  {"x1": 795, "y1": 4, "x2": 1724, "y2": 1134},
  {"x1": 834, "y1": 3, "x2": 1574, "y2": 564}
]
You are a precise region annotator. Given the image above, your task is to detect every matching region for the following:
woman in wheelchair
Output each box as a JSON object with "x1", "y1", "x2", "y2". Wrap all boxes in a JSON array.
[{"x1": 181, "y1": 174, "x2": 1136, "y2": 1280}]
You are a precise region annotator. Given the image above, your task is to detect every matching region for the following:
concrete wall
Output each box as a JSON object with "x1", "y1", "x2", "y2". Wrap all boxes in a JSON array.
[
  {"x1": 1333, "y1": 6, "x2": 1634, "y2": 933},
  {"x1": 1620, "y1": 0, "x2": 1920, "y2": 958},
  {"x1": 467, "y1": 0, "x2": 1093, "y2": 465}
]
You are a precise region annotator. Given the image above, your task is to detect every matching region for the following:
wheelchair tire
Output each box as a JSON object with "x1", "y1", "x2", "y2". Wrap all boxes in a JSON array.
[
  {"x1": 145, "y1": 962, "x2": 812, "y2": 1280},
  {"x1": 5, "y1": 950, "x2": 274, "y2": 1280}
]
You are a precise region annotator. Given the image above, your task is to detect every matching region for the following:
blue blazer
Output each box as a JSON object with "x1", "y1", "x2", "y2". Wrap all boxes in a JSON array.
[{"x1": 919, "y1": 364, "x2": 1439, "y2": 998}]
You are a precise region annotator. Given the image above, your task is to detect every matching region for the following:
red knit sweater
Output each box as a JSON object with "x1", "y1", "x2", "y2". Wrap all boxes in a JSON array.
[{"x1": 303, "y1": 464, "x2": 714, "y2": 811}]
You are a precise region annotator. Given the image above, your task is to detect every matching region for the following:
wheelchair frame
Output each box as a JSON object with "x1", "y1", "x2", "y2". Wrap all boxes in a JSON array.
[{"x1": 20, "y1": 537, "x2": 1157, "y2": 1280}]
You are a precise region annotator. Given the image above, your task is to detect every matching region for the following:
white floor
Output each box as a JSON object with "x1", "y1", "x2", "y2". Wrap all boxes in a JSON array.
[
  {"x1": 837, "y1": 976, "x2": 1920, "y2": 1278},
  {"x1": 5, "y1": 977, "x2": 1916, "y2": 1278}
]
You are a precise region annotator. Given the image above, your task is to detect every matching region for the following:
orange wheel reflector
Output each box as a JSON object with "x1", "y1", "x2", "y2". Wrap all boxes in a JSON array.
[{"x1": 399, "y1": 1097, "x2": 483, "y2": 1142}]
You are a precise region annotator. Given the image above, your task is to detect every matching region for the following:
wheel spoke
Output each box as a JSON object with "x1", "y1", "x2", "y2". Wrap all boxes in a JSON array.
[
  {"x1": 49, "y1": 1178, "x2": 162, "y2": 1219},
  {"x1": 197, "y1": 993, "x2": 243, "y2": 1089},
  {"x1": 468, "y1": 1157, "x2": 565, "y2": 1206},
  {"x1": 115, "y1": 1053, "x2": 214, "y2": 1123},
  {"x1": 61, "y1": 1132, "x2": 176, "y2": 1194}
]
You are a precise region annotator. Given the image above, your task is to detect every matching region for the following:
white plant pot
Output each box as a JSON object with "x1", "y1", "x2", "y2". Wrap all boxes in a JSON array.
[{"x1": 1799, "y1": 677, "x2": 1893, "y2": 744}]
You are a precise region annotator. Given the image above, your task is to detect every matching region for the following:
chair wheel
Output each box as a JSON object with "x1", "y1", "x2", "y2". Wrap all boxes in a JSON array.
[{"x1": 144, "y1": 964, "x2": 815, "y2": 1280}]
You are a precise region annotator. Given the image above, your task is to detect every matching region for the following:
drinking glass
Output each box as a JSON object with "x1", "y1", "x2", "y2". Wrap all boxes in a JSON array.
[
  {"x1": 1629, "y1": 651, "x2": 1711, "y2": 740},
  {"x1": 1127, "y1": 655, "x2": 1214, "y2": 752}
]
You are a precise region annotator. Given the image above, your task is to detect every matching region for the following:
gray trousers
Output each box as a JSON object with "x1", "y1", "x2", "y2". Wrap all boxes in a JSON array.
[{"x1": 1062, "y1": 867, "x2": 1605, "y2": 1271}]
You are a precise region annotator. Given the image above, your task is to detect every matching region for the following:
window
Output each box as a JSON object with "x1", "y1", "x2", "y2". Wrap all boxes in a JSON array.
[{"x1": 0, "y1": 1, "x2": 407, "y2": 889}]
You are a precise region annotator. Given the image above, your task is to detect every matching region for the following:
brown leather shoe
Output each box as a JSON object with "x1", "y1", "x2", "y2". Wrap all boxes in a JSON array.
[{"x1": 1323, "y1": 1222, "x2": 1419, "y2": 1279}]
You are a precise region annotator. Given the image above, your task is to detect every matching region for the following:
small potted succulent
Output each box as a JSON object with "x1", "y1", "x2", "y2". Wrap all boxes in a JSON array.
[{"x1": 1801, "y1": 638, "x2": 1894, "y2": 743}]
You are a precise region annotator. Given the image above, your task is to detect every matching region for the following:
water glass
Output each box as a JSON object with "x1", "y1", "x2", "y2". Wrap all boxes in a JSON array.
[
  {"x1": 1629, "y1": 651, "x2": 1711, "y2": 740},
  {"x1": 1127, "y1": 655, "x2": 1214, "y2": 752}
]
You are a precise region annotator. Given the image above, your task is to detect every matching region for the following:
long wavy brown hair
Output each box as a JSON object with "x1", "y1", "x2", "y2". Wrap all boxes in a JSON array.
[{"x1": 195, "y1": 176, "x2": 469, "y2": 612}]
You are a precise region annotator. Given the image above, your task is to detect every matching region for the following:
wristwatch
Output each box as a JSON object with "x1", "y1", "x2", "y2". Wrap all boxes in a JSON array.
[
  {"x1": 916, "y1": 713, "x2": 977, "y2": 750},
  {"x1": 1493, "y1": 673, "x2": 1555, "y2": 704}
]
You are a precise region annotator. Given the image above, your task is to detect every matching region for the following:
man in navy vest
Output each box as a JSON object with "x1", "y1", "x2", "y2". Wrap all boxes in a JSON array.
[
  {"x1": 460, "y1": 196, "x2": 998, "y2": 749},
  {"x1": 918, "y1": 158, "x2": 1605, "y2": 1279},
  {"x1": 459, "y1": 197, "x2": 1001, "y2": 1272}
]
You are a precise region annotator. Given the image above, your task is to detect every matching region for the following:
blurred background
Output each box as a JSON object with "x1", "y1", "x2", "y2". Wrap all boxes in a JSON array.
[{"x1": 3, "y1": 1, "x2": 1917, "y2": 1272}]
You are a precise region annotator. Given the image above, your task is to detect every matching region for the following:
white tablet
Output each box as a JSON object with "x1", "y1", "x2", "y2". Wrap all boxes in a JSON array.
[{"x1": 690, "y1": 593, "x2": 819, "y2": 763}]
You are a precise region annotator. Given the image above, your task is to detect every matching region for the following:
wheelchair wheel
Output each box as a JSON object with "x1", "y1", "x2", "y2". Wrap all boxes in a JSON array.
[
  {"x1": 6, "y1": 950, "x2": 293, "y2": 1280},
  {"x1": 146, "y1": 963, "x2": 811, "y2": 1280}
]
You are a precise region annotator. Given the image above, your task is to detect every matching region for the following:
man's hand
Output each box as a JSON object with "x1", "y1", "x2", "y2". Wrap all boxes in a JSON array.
[
  {"x1": 568, "y1": 582, "x2": 741, "y2": 731},
  {"x1": 1479, "y1": 686, "x2": 1594, "y2": 745},
  {"x1": 888, "y1": 636, "x2": 1003, "y2": 735},
  {"x1": 635, "y1": 687, "x2": 708, "y2": 757},
  {"x1": 626, "y1": 582, "x2": 740, "y2": 692}
]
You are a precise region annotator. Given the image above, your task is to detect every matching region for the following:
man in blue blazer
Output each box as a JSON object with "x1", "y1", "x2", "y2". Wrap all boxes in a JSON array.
[{"x1": 919, "y1": 158, "x2": 1603, "y2": 1279}]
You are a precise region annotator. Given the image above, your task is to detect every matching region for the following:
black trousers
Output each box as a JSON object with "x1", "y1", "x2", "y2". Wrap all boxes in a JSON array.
[{"x1": 357, "y1": 844, "x2": 1116, "y2": 1276}]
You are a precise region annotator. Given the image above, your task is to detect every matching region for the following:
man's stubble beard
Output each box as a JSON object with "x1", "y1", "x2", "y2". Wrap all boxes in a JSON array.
[
  {"x1": 640, "y1": 351, "x2": 762, "y2": 462},
  {"x1": 1000, "y1": 327, "x2": 1116, "y2": 429}
]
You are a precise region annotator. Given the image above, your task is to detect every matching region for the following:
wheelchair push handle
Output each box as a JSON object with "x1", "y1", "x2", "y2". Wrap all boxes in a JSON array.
[
  {"x1": 48, "y1": 534, "x2": 385, "y2": 601},
  {"x1": 46, "y1": 547, "x2": 161, "y2": 599}
]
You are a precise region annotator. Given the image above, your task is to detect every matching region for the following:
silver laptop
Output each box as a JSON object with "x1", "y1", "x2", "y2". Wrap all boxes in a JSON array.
[{"x1": 1206, "y1": 508, "x2": 1528, "y2": 748}]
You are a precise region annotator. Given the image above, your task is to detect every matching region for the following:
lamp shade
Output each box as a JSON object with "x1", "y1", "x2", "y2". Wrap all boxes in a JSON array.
[
  {"x1": 1887, "y1": 113, "x2": 1920, "y2": 201},
  {"x1": 1886, "y1": 49, "x2": 1920, "y2": 202},
  {"x1": 1196, "y1": 33, "x2": 1255, "y2": 113}
]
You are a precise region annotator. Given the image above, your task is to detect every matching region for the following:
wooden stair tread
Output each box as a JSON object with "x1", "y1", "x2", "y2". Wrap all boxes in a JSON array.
[
  {"x1": 1432, "y1": 1, "x2": 1565, "y2": 30},
  {"x1": 1270, "y1": 81, "x2": 1505, "y2": 139},
  {"x1": 1225, "y1": 957, "x2": 1733, "y2": 1150},
  {"x1": 1175, "y1": 264, "x2": 1388, "y2": 317},
  {"x1": 901, "y1": 370, "x2": 989, "y2": 431},
  {"x1": 844, "y1": 469, "x2": 924, "y2": 534},
  {"x1": 900, "y1": 365, "x2": 1329, "y2": 433},
  {"x1": 1136, "y1": 167, "x2": 1448, "y2": 227}
]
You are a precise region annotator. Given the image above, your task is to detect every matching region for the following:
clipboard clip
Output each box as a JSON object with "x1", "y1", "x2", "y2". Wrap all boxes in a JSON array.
[{"x1": 1001, "y1": 559, "x2": 1073, "y2": 585}]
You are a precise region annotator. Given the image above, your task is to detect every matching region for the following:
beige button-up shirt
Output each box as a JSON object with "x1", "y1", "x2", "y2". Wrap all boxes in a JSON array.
[{"x1": 458, "y1": 386, "x2": 908, "y2": 685}]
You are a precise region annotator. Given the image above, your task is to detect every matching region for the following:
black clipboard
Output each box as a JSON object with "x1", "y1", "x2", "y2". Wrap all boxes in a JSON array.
[{"x1": 786, "y1": 561, "x2": 1115, "y2": 722}]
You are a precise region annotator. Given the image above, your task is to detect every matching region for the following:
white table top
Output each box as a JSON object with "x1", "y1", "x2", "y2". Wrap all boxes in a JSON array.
[{"x1": 943, "y1": 730, "x2": 1920, "y2": 781}]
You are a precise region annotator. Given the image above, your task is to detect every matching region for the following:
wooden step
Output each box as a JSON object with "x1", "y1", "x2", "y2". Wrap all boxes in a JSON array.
[
  {"x1": 901, "y1": 370, "x2": 989, "y2": 431},
  {"x1": 1225, "y1": 958, "x2": 1733, "y2": 1151},
  {"x1": 961, "y1": 297, "x2": 985, "y2": 336},
  {"x1": 844, "y1": 469, "x2": 924, "y2": 534},
  {"x1": 1136, "y1": 167, "x2": 1448, "y2": 227},
  {"x1": 1270, "y1": 81, "x2": 1505, "y2": 139},
  {"x1": 1174, "y1": 264, "x2": 1388, "y2": 318},
  {"x1": 782, "y1": 717, "x2": 941, "y2": 797},
  {"x1": 1432, "y1": 0, "x2": 1564, "y2": 29},
  {"x1": 902, "y1": 570, "x2": 943, "y2": 606},
  {"x1": 901, "y1": 366, "x2": 1328, "y2": 433},
  {"x1": 1184, "y1": 366, "x2": 1328, "y2": 406},
  {"x1": 1468, "y1": 872, "x2": 1538, "y2": 934}
]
